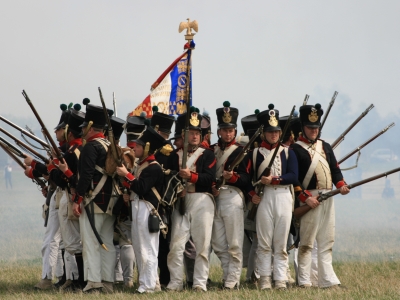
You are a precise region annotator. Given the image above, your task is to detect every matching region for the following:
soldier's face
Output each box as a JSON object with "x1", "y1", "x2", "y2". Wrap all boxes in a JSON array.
[
  {"x1": 304, "y1": 126, "x2": 319, "y2": 141},
  {"x1": 134, "y1": 143, "x2": 144, "y2": 158},
  {"x1": 174, "y1": 137, "x2": 183, "y2": 149},
  {"x1": 186, "y1": 130, "x2": 201, "y2": 146},
  {"x1": 54, "y1": 128, "x2": 65, "y2": 142},
  {"x1": 218, "y1": 127, "x2": 235, "y2": 143},
  {"x1": 264, "y1": 130, "x2": 280, "y2": 144}
]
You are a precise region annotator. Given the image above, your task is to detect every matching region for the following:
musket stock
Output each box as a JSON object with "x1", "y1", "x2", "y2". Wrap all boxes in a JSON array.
[{"x1": 331, "y1": 104, "x2": 374, "y2": 150}]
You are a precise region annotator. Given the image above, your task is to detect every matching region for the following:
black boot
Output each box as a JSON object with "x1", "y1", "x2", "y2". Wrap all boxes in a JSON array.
[
  {"x1": 75, "y1": 252, "x2": 86, "y2": 289},
  {"x1": 54, "y1": 249, "x2": 67, "y2": 288}
]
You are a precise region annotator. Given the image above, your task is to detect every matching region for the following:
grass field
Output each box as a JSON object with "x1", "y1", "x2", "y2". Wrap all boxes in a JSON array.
[{"x1": 0, "y1": 170, "x2": 399, "y2": 299}]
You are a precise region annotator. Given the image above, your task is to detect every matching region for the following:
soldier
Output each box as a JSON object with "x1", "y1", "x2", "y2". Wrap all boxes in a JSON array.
[
  {"x1": 167, "y1": 107, "x2": 216, "y2": 292},
  {"x1": 291, "y1": 103, "x2": 349, "y2": 288},
  {"x1": 200, "y1": 111, "x2": 212, "y2": 148},
  {"x1": 72, "y1": 101, "x2": 118, "y2": 293},
  {"x1": 248, "y1": 104, "x2": 298, "y2": 290},
  {"x1": 211, "y1": 101, "x2": 250, "y2": 289},
  {"x1": 24, "y1": 104, "x2": 69, "y2": 289},
  {"x1": 116, "y1": 125, "x2": 166, "y2": 293},
  {"x1": 52, "y1": 104, "x2": 86, "y2": 291},
  {"x1": 149, "y1": 106, "x2": 175, "y2": 288}
]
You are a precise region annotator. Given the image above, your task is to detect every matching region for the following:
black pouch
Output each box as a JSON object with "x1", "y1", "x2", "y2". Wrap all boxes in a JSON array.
[{"x1": 148, "y1": 211, "x2": 160, "y2": 233}]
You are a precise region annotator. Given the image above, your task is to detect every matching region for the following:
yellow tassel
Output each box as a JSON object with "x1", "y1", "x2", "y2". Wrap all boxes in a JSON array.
[{"x1": 160, "y1": 144, "x2": 173, "y2": 156}]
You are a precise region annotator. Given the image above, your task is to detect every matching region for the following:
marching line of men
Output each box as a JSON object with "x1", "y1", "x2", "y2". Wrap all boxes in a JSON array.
[{"x1": 21, "y1": 98, "x2": 349, "y2": 293}]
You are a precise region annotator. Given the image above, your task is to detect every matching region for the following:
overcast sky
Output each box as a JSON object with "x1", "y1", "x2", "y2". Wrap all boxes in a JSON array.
[{"x1": 1, "y1": 0, "x2": 400, "y2": 138}]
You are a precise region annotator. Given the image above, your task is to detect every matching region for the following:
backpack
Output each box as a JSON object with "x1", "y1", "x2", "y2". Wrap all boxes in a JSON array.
[{"x1": 152, "y1": 168, "x2": 184, "y2": 207}]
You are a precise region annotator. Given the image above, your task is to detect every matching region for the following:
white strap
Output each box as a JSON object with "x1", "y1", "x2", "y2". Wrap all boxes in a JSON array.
[
  {"x1": 257, "y1": 146, "x2": 284, "y2": 179},
  {"x1": 84, "y1": 174, "x2": 108, "y2": 206},
  {"x1": 215, "y1": 145, "x2": 238, "y2": 178},
  {"x1": 185, "y1": 148, "x2": 205, "y2": 169},
  {"x1": 297, "y1": 140, "x2": 329, "y2": 189}
]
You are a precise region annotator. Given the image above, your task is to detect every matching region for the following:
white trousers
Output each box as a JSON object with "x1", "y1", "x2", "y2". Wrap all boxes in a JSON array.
[
  {"x1": 58, "y1": 191, "x2": 82, "y2": 255},
  {"x1": 167, "y1": 193, "x2": 214, "y2": 291},
  {"x1": 298, "y1": 191, "x2": 340, "y2": 288},
  {"x1": 256, "y1": 186, "x2": 292, "y2": 280},
  {"x1": 41, "y1": 191, "x2": 62, "y2": 279},
  {"x1": 80, "y1": 208, "x2": 116, "y2": 283},
  {"x1": 211, "y1": 187, "x2": 244, "y2": 288},
  {"x1": 131, "y1": 200, "x2": 159, "y2": 293}
]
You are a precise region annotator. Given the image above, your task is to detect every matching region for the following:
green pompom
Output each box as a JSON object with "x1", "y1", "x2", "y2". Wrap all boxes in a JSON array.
[
  {"x1": 152, "y1": 106, "x2": 159, "y2": 112},
  {"x1": 190, "y1": 106, "x2": 196, "y2": 113},
  {"x1": 223, "y1": 101, "x2": 230, "y2": 107},
  {"x1": 60, "y1": 104, "x2": 68, "y2": 111},
  {"x1": 140, "y1": 112, "x2": 147, "y2": 118},
  {"x1": 73, "y1": 104, "x2": 81, "y2": 111},
  {"x1": 315, "y1": 103, "x2": 321, "y2": 110},
  {"x1": 82, "y1": 98, "x2": 90, "y2": 105},
  {"x1": 108, "y1": 109, "x2": 114, "y2": 117},
  {"x1": 195, "y1": 108, "x2": 200, "y2": 113},
  {"x1": 254, "y1": 109, "x2": 260, "y2": 114},
  {"x1": 268, "y1": 103, "x2": 274, "y2": 110}
]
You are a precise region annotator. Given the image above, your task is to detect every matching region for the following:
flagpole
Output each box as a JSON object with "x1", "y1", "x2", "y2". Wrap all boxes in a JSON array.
[{"x1": 178, "y1": 18, "x2": 198, "y2": 215}]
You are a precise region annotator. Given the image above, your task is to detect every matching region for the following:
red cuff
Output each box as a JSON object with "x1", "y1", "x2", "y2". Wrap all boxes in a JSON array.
[
  {"x1": 122, "y1": 180, "x2": 131, "y2": 189},
  {"x1": 335, "y1": 180, "x2": 346, "y2": 189},
  {"x1": 125, "y1": 173, "x2": 135, "y2": 182},
  {"x1": 53, "y1": 158, "x2": 60, "y2": 165},
  {"x1": 228, "y1": 172, "x2": 239, "y2": 183},
  {"x1": 27, "y1": 168, "x2": 34, "y2": 179},
  {"x1": 31, "y1": 160, "x2": 37, "y2": 169},
  {"x1": 64, "y1": 169, "x2": 73, "y2": 178},
  {"x1": 271, "y1": 176, "x2": 281, "y2": 185},
  {"x1": 47, "y1": 164, "x2": 57, "y2": 173},
  {"x1": 298, "y1": 190, "x2": 312, "y2": 203},
  {"x1": 189, "y1": 172, "x2": 198, "y2": 183},
  {"x1": 73, "y1": 193, "x2": 83, "y2": 204},
  {"x1": 248, "y1": 190, "x2": 256, "y2": 197}
]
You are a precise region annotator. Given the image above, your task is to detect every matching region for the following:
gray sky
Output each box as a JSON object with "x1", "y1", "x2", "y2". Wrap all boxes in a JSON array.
[{"x1": 1, "y1": 0, "x2": 400, "y2": 135}]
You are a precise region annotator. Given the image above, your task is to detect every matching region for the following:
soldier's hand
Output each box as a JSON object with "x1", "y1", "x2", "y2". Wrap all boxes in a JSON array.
[
  {"x1": 58, "y1": 160, "x2": 69, "y2": 173},
  {"x1": 212, "y1": 185, "x2": 220, "y2": 197},
  {"x1": 179, "y1": 168, "x2": 191, "y2": 179},
  {"x1": 70, "y1": 188, "x2": 76, "y2": 196},
  {"x1": 179, "y1": 189, "x2": 187, "y2": 197},
  {"x1": 123, "y1": 193, "x2": 130, "y2": 203},
  {"x1": 305, "y1": 196, "x2": 319, "y2": 209},
  {"x1": 252, "y1": 194, "x2": 261, "y2": 205},
  {"x1": 339, "y1": 185, "x2": 350, "y2": 195},
  {"x1": 116, "y1": 165, "x2": 129, "y2": 177},
  {"x1": 24, "y1": 166, "x2": 31, "y2": 178},
  {"x1": 41, "y1": 186, "x2": 48, "y2": 197},
  {"x1": 222, "y1": 170, "x2": 233, "y2": 180},
  {"x1": 260, "y1": 175, "x2": 272, "y2": 185},
  {"x1": 73, "y1": 202, "x2": 81, "y2": 217},
  {"x1": 24, "y1": 155, "x2": 33, "y2": 166}
]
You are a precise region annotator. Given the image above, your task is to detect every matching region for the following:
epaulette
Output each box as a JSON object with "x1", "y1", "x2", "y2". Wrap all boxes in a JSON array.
[{"x1": 159, "y1": 144, "x2": 173, "y2": 156}]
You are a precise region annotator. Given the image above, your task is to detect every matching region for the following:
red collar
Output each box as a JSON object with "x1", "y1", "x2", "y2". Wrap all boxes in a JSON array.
[
  {"x1": 261, "y1": 141, "x2": 279, "y2": 150},
  {"x1": 139, "y1": 154, "x2": 155, "y2": 165},
  {"x1": 200, "y1": 140, "x2": 210, "y2": 148},
  {"x1": 298, "y1": 136, "x2": 313, "y2": 144},
  {"x1": 69, "y1": 138, "x2": 83, "y2": 147},
  {"x1": 59, "y1": 141, "x2": 66, "y2": 147},
  {"x1": 86, "y1": 133, "x2": 106, "y2": 143},
  {"x1": 127, "y1": 141, "x2": 136, "y2": 149}
]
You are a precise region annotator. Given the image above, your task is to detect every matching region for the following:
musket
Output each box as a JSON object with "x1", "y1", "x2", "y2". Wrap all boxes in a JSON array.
[
  {"x1": 247, "y1": 105, "x2": 296, "y2": 221},
  {"x1": 98, "y1": 87, "x2": 121, "y2": 167},
  {"x1": 113, "y1": 92, "x2": 117, "y2": 117},
  {"x1": 320, "y1": 91, "x2": 338, "y2": 130},
  {"x1": 179, "y1": 49, "x2": 194, "y2": 216},
  {"x1": 293, "y1": 167, "x2": 400, "y2": 219},
  {"x1": 0, "y1": 127, "x2": 49, "y2": 164},
  {"x1": 338, "y1": 122, "x2": 395, "y2": 165},
  {"x1": 303, "y1": 94, "x2": 309, "y2": 106},
  {"x1": 215, "y1": 125, "x2": 263, "y2": 190},
  {"x1": 0, "y1": 140, "x2": 47, "y2": 189},
  {"x1": 0, "y1": 115, "x2": 50, "y2": 150},
  {"x1": 331, "y1": 104, "x2": 374, "y2": 150},
  {"x1": 22, "y1": 90, "x2": 64, "y2": 162}
]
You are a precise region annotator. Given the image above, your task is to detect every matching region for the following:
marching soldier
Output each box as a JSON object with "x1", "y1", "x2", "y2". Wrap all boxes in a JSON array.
[
  {"x1": 211, "y1": 101, "x2": 250, "y2": 289},
  {"x1": 167, "y1": 107, "x2": 216, "y2": 292},
  {"x1": 248, "y1": 104, "x2": 299, "y2": 290},
  {"x1": 291, "y1": 103, "x2": 349, "y2": 288},
  {"x1": 72, "y1": 101, "x2": 118, "y2": 293},
  {"x1": 116, "y1": 125, "x2": 166, "y2": 293}
]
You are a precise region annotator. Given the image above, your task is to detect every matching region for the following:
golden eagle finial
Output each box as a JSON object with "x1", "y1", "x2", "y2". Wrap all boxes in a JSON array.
[{"x1": 179, "y1": 18, "x2": 198, "y2": 41}]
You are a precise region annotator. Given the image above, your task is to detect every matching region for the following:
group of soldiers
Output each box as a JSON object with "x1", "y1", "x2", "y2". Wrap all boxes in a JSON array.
[{"x1": 19, "y1": 97, "x2": 349, "y2": 293}]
